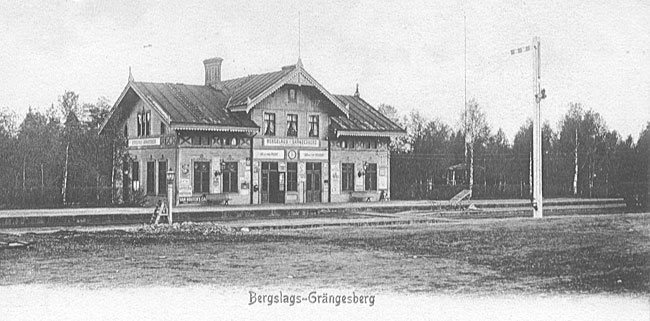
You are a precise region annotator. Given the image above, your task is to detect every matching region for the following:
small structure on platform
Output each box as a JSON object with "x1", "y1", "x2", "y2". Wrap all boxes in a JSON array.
[
  {"x1": 446, "y1": 163, "x2": 468, "y2": 186},
  {"x1": 445, "y1": 163, "x2": 485, "y2": 186}
]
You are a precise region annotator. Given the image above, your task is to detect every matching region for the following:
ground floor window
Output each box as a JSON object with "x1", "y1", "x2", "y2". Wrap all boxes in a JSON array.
[
  {"x1": 131, "y1": 161, "x2": 140, "y2": 191},
  {"x1": 287, "y1": 162, "x2": 297, "y2": 192},
  {"x1": 341, "y1": 163, "x2": 354, "y2": 191},
  {"x1": 146, "y1": 161, "x2": 155, "y2": 195},
  {"x1": 193, "y1": 161, "x2": 210, "y2": 193},
  {"x1": 365, "y1": 163, "x2": 377, "y2": 191},
  {"x1": 222, "y1": 162, "x2": 238, "y2": 193},
  {"x1": 158, "y1": 160, "x2": 167, "y2": 195}
]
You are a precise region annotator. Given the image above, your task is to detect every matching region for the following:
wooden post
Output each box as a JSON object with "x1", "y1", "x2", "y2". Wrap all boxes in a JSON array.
[
  {"x1": 167, "y1": 169, "x2": 174, "y2": 224},
  {"x1": 532, "y1": 37, "x2": 543, "y2": 218}
]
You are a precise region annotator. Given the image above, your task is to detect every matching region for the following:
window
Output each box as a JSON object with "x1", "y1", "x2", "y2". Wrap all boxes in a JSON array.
[
  {"x1": 146, "y1": 161, "x2": 155, "y2": 195},
  {"x1": 160, "y1": 122, "x2": 166, "y2": 135},
  {"x1": 193, "y1": 162, "x2": 210, "y2": 193},
  {"x1": 264, "y1": 113, "x2": 276, "y2": 136},
  {"x1": 136, "y1": 114, "x2": 141, "y2": 136},
  {"x1": 365, "y1": 163, "x2": 377, "y2": 191},
  {"x1": 341, "y1": 163, "x2": 355, "y2": 191},
  {"x1": 309, "y1": 115, "x2": 319, "y2": 137},
  {"x1": 137, "y1": 111, "x2": 151, "y2": 137},
  {"x1": 348, "y1": 139, "x2": 355, "y2": 149},
  {"x1": 287, "y1": 114, "x2": 298, "y2": 137},
  {"x1": 131, "y1": 161, "x2": 140, "y2": 191},
  {"x1": 288, "y1": 88, "x2": 297, "y2": 103},
  {"x1": 124, "y1": 124, "x2": 128, "y2": 137},
  {"x1": 158, "y1": 161, "x2": 167, "y2": 195},
  {"x1": 222, "y1": 162, "x2": 238, "y2": 193},
  {"x1": 287, "y1": 162, "x2": 297, "y2": 192}
]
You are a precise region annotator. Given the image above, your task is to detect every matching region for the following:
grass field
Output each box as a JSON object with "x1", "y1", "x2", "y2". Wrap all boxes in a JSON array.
[{"x1": 0, "y1": 213, "x2": 648, "y2": 294}]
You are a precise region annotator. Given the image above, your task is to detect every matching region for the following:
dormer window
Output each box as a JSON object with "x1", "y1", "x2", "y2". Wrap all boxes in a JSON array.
[{"x1": 288, "y1": 88, "x2": 297, "y2": 103}]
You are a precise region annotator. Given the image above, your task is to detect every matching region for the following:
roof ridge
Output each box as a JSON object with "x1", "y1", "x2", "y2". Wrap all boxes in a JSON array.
[{"x1": 222, "y1": 67, "x2": 290, "y2": 83}]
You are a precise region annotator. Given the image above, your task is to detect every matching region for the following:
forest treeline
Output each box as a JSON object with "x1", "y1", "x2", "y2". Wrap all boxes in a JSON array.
[
  {"x1": 0, "y1": 91, "x2": 123, "y2": 208},
  {"x1": 0, "y1": 91, "x2": 647, "y2": 208},
  {"x1": 381, "y1": 101, "x2": 649, "y2": 207}
]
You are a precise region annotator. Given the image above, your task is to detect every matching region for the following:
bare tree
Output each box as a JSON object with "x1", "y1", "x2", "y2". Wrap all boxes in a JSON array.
[{"x1": 461, "y1": 99, "x2": 490, "y2": 194}]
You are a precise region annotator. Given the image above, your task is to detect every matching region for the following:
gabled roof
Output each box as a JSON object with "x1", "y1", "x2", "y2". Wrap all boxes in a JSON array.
[
  {"x1": 100, "y1": 59, "x2": 404, "y2": 136},
  {"x1": 99, "y1": 80, "x2": 258, "y2": 134},
  {"x1": 222, "y1": 59, "x2": 349, "y2": 117},
  {"x1": 330, "y1": 95, "x2": 405, "y2": 137},
  {"x1": 222, "y1": 67, "x2": 294, "y2": 108},
  {"x1": 131, "y1": 82, "x2": 257, "y2": 129}
]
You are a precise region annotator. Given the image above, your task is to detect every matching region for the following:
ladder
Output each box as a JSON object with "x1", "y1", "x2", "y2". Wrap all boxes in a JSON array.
[
  {"x1": 150, "y1": 200, "x2": 169, "y2": 224},
  {"x1": 449, "y1": 189, "x2": 472, "y2": 209}
]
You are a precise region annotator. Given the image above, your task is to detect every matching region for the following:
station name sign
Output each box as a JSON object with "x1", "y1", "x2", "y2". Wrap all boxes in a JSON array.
[
  {"x1": 264, "y1": 138, "x2": 319, "y2": 148},
  {"x1": 129, "y1": 137, "x2": 160, "y2": 147}
]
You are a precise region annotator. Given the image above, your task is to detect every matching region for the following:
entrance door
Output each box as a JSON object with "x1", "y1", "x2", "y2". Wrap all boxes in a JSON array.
[
  {"x1": 306, "y1": 162, "x2": 321, "y2": 202},
  {"x1": 261, "y1": 162, "x2": 285, "y2": 203}
]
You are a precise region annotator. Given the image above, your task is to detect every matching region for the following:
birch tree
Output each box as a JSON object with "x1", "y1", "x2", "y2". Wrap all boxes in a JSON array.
[{"x1": 462, "y1": 99, "x2": 490, "y2": 194}]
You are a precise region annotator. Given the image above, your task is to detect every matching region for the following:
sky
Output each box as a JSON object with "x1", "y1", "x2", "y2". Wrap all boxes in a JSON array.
[{"x1": 0, "y1": 0, "x2": 648, "y2": 141}]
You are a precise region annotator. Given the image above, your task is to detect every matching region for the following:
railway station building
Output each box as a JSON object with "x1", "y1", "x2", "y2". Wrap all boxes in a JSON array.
[{"x1": 100, "y1": 57, "x2": 404, "y2": 205}]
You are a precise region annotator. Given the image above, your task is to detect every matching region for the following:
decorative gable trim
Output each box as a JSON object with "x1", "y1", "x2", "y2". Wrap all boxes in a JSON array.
[
  {"x1": 244, "y1": 60, "x2": 349, "y2": 117},
  {"x1": 99, "y1": 82, "x2": 171, "y2": 134},
  {"x1": 335, "y1": 130, "x2": 405, "y2": 138}
]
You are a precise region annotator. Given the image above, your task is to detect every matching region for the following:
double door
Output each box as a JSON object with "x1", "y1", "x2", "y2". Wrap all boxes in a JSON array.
[
  {"x1": 261, "y1": 162, "x2": 285, "y2": 203},
  {"x1": 305, "y1": 162, "x2": 321, "y2": 203},
  {"x1": 260, "y1": 161, "x2": 322, "y2": 203}
]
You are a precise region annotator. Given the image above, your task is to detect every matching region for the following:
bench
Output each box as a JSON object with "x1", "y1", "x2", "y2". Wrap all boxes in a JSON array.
[
  {"x1": 350, "y1": 191, "x2": 376, "y2": 202},
  {"x1": 204, "y1": 193, "x2": 231, "y2": 205}
]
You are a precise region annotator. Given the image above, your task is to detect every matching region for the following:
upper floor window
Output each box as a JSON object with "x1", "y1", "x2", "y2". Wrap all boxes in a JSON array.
[
  {"x1": 137, "y1": 111, "x2": 151, "y2": 137},
  {"x1": 287, "y1": 114, "x2": 298, "y2": 137},
  {"x1": 309, "y1": 115, "x2": 319, "y2": 137},
  {"x1": 160, "y1": 122, "x2": 166, "y2": 135},
  {"x1": 264, "y1": 113, "x2": 276, "y2": 136},
  {"x1": 288, "y1": 88, "x2": 297, "y2": 103}
]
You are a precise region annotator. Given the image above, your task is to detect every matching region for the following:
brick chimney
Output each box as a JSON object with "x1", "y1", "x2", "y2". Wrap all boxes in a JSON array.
[{"x1": 203, "y1": 57, "x2": 223, "y2": 88}]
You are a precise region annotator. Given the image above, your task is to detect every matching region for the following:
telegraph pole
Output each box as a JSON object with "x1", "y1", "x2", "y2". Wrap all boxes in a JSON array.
[
  {"x1": 532, "y1": 36, "x2": 545, "y2": 218},
  {"x1": 511, "y1": 37, "x2": 546, "y2": 218}
]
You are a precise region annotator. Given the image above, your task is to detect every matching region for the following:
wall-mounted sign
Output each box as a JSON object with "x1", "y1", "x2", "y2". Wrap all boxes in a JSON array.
[
  {"x1": 253, "y1": 149, "x2": 285, "y2": 159},
  {"x1": 378, "y1": 176, "x2": 388, "y2": 189},
  {"x1": 129, "y1": 137, "x2": 160, "y2": 147},
  {"x1": 178, "y1": 179, "x2": 192, "y2": 197},
  {"x1": 264, "y1": 137, "x2": 319, "y2": 148},
  {"x1": 299, "y1": 150, "x2": 328, "y2": 160},
  {"x1": 179, "y1": 195, "x2": 205, "y2": 203}
]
